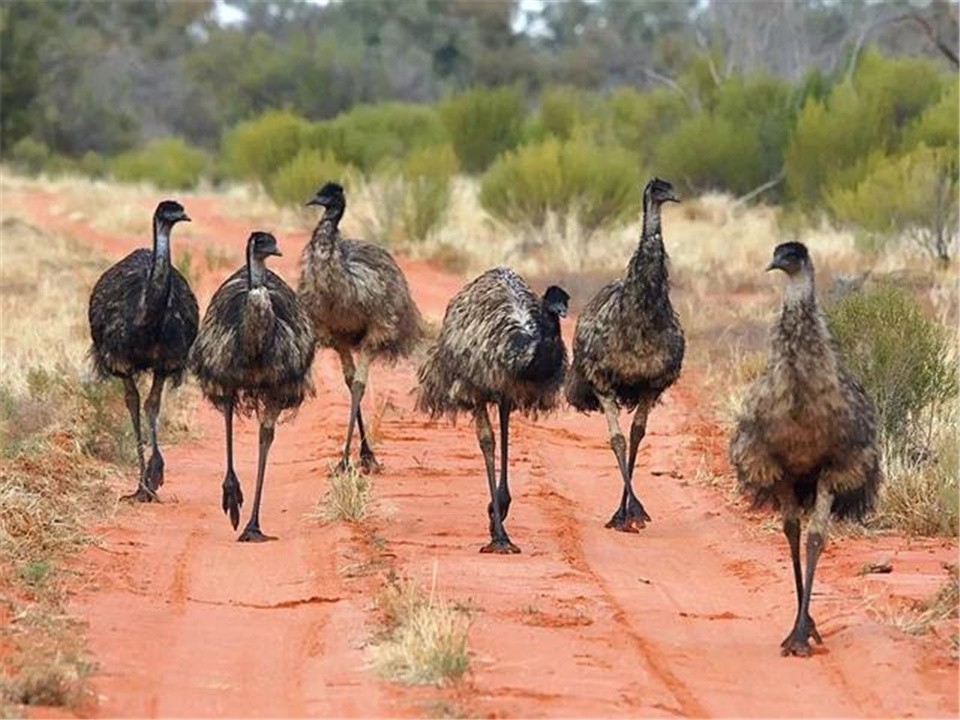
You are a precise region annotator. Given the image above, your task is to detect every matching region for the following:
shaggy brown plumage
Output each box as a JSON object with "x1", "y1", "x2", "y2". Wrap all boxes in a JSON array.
[
  {"x1": 87, "y1": 200, "x2": 198, "y2": 502},
  {"x1": 417, "y1": 266, "x2": 569, "y2": 553},
  {"x1": 730, "y1": 241, "x2": 881, "y2": 657},
  {"x1": 565, "y1": 178, "x2": 684, "y2": 532},
  {"x1": 191, "y1": 232, "x2": 316, "y2": 541},
  {"x1": 298, "y1": 182, "x2": 423, "y2": 473}
]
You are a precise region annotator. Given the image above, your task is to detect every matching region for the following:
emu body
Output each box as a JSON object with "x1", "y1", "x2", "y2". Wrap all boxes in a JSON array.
[
  {"x1": 299, "y1": 182, "x2": 422, "y2": 473},
  {"x1": 730, "y1": 241, "x2": 881, "y2": 656},
  {"x1": 191, "y1": 232, "x2": 316, "y2": 541},
  {"x1": 566, "y1": 178, "x2": 683, "y2": 532},
  {"x1": 88, "y1": 200, "x2": 198, "y2": 501},
  {"x1": 417, "y1": 267, "x2": 569, "y2": 553}
]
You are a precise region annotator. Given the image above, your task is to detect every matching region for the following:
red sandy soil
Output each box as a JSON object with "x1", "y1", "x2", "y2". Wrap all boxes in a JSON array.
[{"x1": 7, "y1": 187, "x2": 958, "y2": 718}]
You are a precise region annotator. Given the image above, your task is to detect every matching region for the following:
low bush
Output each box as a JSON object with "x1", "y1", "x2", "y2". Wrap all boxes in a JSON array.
[
  {"x1": 480, "y1": 137, "x2": 640, "y2": 233},
  {"x1": 440, "y1": 86, "x2": 525, "y2": 174},
  {"x1": 267, "y1": 148, "x2": 353, "y2": 207},
  {"x1": 220, "y1": 109, "x2": 307, "y2": 186},
  {"x1": 8, "y1": 137, "x2": 50, "y2": 175},
  {"x1": 826, "y1": 284, "x2": 958, "y2": 456},
  {"x1": 111, "y1": 137, "x2": 207, "y2": 190}
]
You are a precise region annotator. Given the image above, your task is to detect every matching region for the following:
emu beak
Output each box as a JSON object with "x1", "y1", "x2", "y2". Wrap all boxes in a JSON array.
[
  {"x1": 270, "y1": 249, "x2": 283, "y2": 257},
  {"x1": 667, "y1": 191, "x2": 681, "y2": 203},
  {"x1": 181, "y1": 213, "x2": 192, "y2": 223},
  {"x1": 305, "y1": 196, "x2": 322, "y2": 207},
  {"x1": 766, "y1": 260, "x2": 781, "y2": 272},
  {"x1": 558, "y1": 306, "x2": 568, "y2": 318}
]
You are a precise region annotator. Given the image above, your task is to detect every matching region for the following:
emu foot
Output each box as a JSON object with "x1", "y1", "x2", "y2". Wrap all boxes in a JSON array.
[
  {"x1": 237, "y1": 525, "x2": 277, "y2": 543},
  {"x1": 604, "y1": 495, "x2": 651, "y2": 533},
  {"x1": 120, "y1": 481, "x2": 160, "y2": 503},
  {"x1": 780, "y1": 616, "x2": 823, "y2": 657},
  {"x1": 359, "y1": 448, "x2": 382, "y2": 475},
  {"x1": 221, "y1": 471, "x2": 244, "y2": 530},
  {"x1": 145, "y1": 452, "x2": 165, "y2": 491},
  {"x1": 480, "y1": 537, "x2": 521, "y2": 554},
  {"x1": 332, "y1": 457, "x2": 354, "y2": 476}
]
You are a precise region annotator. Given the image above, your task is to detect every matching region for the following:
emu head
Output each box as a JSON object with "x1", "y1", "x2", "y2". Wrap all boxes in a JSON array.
[
  {"x1": 305, "y1": 181, "x2": 345, "y2": 209},
  {"x1": 643, "y1": 177, "x2": 680, "y2": 206},
  {"x1": 766, "y1": 242, "x2": 811, "y2": 277},
  {"x1": 543, "y1": 285, "x2": 570, "y2": 318},
  {"x1": 154, "y1": 200, "x2": 190, "y2": 226},
  {"x1": 247, "y1": 231, "x2": 282, "y2": 262}
]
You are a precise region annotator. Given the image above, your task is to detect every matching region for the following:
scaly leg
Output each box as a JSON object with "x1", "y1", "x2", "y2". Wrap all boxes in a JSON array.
[
  {"x1": 600, "y1": 396, "x2": 646, "y2": 532},
  {"x1": 336, "y1": 347, "x2": 380, "y2": 474},
  {"x1": 476, "y1": 406, "x2": 519, "y2": 554},
  {"x1": 143, "y1": 371, "x2": 166, "y2": 493},
  {"x1": 781, "y1": 486, "x2": 831, "y2": 657},
  {"x1": 238, "y1": 406, "x2": 281, "y2": 542},
  {"x1": 120, "y1": 376, "x2": 156, "y2": 502},
  {"x1": 221, "y1": 398, "x2": 243, "y2": 530},
  {"x1": 487, "y1": 399, "x2": 513, "y2": 533}
]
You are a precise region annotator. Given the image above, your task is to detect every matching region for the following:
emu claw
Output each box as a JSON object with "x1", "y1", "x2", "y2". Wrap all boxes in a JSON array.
[
  {"x1": 780, "y1": 616, "x2": 822, "y2": 657},
  {"x1": 359, "y1": 450, "x2": 382, "y2": 475},
  {"x1": 605, "y1": 495, "x2": 651, "y2": 533},
  {"x1": 121, "y1": 481, "x2": 161, "y2": 503},
  {"x1": 238, "y1": 526, "x2": 277, "y2": 543},
  {"x1": 480, "y1": 538, "x2": 521, "y2": 554}
]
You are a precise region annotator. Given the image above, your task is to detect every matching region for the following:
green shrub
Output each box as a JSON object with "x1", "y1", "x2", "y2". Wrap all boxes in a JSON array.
[
  {"x1": 111, "y1": 137, "x2": 207, "y2": 190},
  {"x1": 440, "y1": 86, "x2": 525, "y2": 174},
  {"x1": 77, "y1": 151, "x2": 108, "y2": 178},
  {"x1": 606, "y1": 87, "x2": 690, "y2": 166},
  {"x1": 398, "y1": 144, "x2": 458, "y2": 242},
  {"x1": 827, "y1": 284, "x2": 958, "y2": 455},
  {"x1": 303, "y1": 102, "x2": 446, "y2": 173},
  {"x1": 221, "y1": 109, "x2": 307, "y2": 186},
  {"x1": 8, "y1": 137, "x2": 50, "y2": 175},
  {"x1": 480, "y1": 137, "x2": 640, "y2": 233},
  {"x1": 267, "y1": 148, "x2": 353, "y2": 207},
  {"x1": 534, "y1": 85, "x2": 593, "y2": 141},
  {"x1": 827, "y1": 144, "x2": 958, "y2": 261},
  {"x1": 904, "y1": 82, "x2": 959, "y2": 151}
]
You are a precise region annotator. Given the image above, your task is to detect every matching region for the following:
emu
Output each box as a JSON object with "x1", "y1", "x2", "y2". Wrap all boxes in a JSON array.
[
  {"x1": 299, "y1": 182, "x2": 423, "y2": 474},
  {"x1": 566, "y1": 178, "x2": 683, "y2": 532},
  {"x1": 417, "y1": 267, "x2": 569, "y2": 553},
  {"x1": 88, "y1": 200, "x2": 198, "y2": 502},
  {"x1": 190, "y1": 232, "x2": 316, "y2": 542},
  {"x1": 730, "y1": 241, "x2": 880, "y2": 657}
]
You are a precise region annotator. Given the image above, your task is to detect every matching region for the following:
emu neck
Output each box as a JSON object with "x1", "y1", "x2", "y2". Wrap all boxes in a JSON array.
[
  {"x1": 625, "y1": 200, "x2": 669, "y2": 305},
  {"x1": 247, "y1": 249, "x2": 267, "y2": 289},
  {"x1": 782, "y1": 268, "x2": 816, "y2": 309},
  {"x1": 143, "y1": 219, "x2": 173, "y2": 317},
  {"x1": 311, "y1": 203, "x2": 345, "y2": 251},
  {"x1": 773, "y1": 267, "x2": 826, "y2": 369},
  {"x1": 519, "y1": 306, "x2": 564, "y2": 381}
]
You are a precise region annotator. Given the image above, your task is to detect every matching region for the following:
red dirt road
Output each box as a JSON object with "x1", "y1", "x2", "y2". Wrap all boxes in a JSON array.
[{"x1": 9, "y1": 189, "x2": 958, "y2": 718}]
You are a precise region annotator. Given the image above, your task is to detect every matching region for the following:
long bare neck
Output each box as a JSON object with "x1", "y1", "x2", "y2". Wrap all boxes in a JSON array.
[
  {"x1": 311, "y1": 203, "x2": 345, "y2": 252},
  {"x1": 246, "y1": 247, "x2": 266, "y2": 289},
  {"x1": 142, "y1": 218, "x2": 173, "y2": 317},
  {"x1": 625, "y1": 198, "x2": 669, "y2": 304},
  {"x1": 773, "y1": 267, "x2": 827, "y2": 364}
]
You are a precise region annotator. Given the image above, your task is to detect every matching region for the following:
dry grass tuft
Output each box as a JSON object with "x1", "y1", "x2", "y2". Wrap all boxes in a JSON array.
[
  {"x1": 372, "y1": 570, "x2": 471, "y2": 685},
  {"x1": 872, "y1": 565, "x2": 959, "y2": 637},
  {"x1": 315, "y1": 464, "x2": 372, "y2": 523}
]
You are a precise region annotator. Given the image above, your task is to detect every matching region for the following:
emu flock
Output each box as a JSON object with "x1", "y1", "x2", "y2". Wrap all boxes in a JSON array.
[{"x1": 87, "y1": 177, "x2": 880, "y2": 658}]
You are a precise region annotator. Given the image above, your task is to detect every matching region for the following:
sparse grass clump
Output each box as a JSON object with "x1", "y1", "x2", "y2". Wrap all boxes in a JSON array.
[
  {"x1": 316, "y1": 465, "x2": 371, "y2": 523},
  {"x1": 872, "y1": 565, "x2": 959, "y2": 638},
  {"x1": 372, "y1": 572, "x2": 470, "y2": 685}
]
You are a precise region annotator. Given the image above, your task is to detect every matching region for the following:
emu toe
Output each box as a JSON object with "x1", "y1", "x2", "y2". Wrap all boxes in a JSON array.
[
  {"x1": 780, "y1": 617, "x2": 822, "y2": 657},
  {"x1": 480, "y1": 537, "x2": 521, "y2": 554},
  {"x1": 145, "y1": 452, "x2": 165, "y2": 491},
  {"x1": 237, "y1": 525, "x2": 277, "y2": 543},
  {"x1": 332, "y1": 458, "x2": 353, "y2": 477},
  {"x1": 359, "y1": 449, "x2": 382, "y2": 475},
  {"x1": 605, "y1": 496, "x2": 651, "y2": 533},
  {"x1": 121, "y1": 481, "x2": 161, "y2": 503},
  {"x1": 221, "y1": 471, "x2": 244, "y2": 530}
]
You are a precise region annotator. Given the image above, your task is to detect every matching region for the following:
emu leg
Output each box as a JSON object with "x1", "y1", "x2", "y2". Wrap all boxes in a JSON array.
[
  {"x1": 143, "y1": 371, "x2": 166, "y2": 493},
  {"x1": 487, "y1": 400, "x2": 513, "y2": 533},
  {"x1": 221, "y1": 398, "x2": 243, "y2": 530},
  {"x1": 621, "y1": 398, "x2": 654, "y2": 526},
  {"x1": 119, "y1": 377, "x2": 155, "y2": 502},
  {"x1": 476, "y1": 406, "x2": 519, "y2": 554},
  {"x1": 336, "y1": 347, "x2": 380, "y2": 474},
  {"x1": 782, "y1": 487, "x2": 831, "y2": 657},
  {"x1": 238, "y1": 406, "x2": 280, "y2": 542},
  {"x1": 600, "y1": 396, "x2": 644, "y2": 533}
]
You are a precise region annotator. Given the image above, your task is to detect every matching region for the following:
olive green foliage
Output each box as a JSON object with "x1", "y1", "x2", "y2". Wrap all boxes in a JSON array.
[
  {"x1": 480, "y1": 137, "x2": 641, "y2": 233},
  {"x1": 532, "y1": 85, "x2": 593, "y2": 141},
  {"x1": 110, "y1": 137, "x2": 207, "y2": 190},
  {"x1": 398, "y1": 144, "x2": 458, "y2": 242},
  {"x1": 440, "y1": 86, "x2": 526, "y2": 174},
  {"x1": 606, "y1": 87, "x2": 691, "y2": 167},
  {"x1": 656, "y1": 74, "x2": 793, "y2": 195},
  {"x1": 827, "y1": 284, "x2": 958, "y2": 455},
  {"x1": 304, "y1": 102, "x2": 446, "y2": 173},
  {"x1": 9, "y1": 137, "x2": 50, "y2": 174},
  {"x1": 786, "y1": 50, "x2": 946, "y2": 206},
  {"x1": 221, "y1": 110, "x2": 307, "y2": 186},
  {"x1": 828, "y1": 144, "x2": 958, "y2": 260},
  {"x1": 903, "y1": 83, "x2": 959, "y2": 150},
  {"x1": 267, "y1": 148, "x2": 353, "y2": 207}
]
